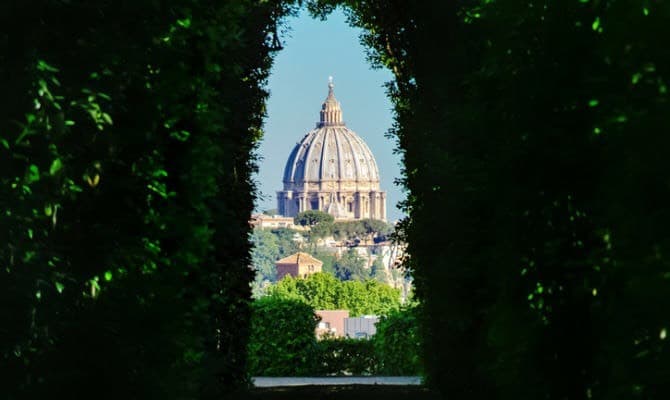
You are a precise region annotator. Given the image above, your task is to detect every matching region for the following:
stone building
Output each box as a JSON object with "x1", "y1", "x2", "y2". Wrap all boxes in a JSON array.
[
  {"x1": 277, "y1": 78, "x2": 387, "y2": 221},
  {"x1": 275, "y1": 252, "x2": 323, "y2": 280}
]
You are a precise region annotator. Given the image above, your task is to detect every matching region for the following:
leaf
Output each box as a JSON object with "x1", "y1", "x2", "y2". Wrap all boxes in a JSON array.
[
  {"x1": 49, "y1": 158, "x2": 63, "y2": 176},
  {"x1": 177, "y1": 18, "x2": 191, "y2": 28},
  {"x1": 591, "y1": 17, "x2": 600, "y2": 31},
  {"x1": 37, "y1": 60, "x2": 59, "y2": 72},
  {"x1": 26, "y1": 164, "x2": 40, "y2": 184}
]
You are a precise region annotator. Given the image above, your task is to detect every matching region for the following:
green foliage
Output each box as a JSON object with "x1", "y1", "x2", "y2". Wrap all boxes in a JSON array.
[
  {"x1": 315, "y1": 337, "x2": 378, "y2": 376},
  {"x1": 247, "y1": 298, "x2": 419, "y2": 377},
  {"x1": 374, "y1": 306, "x2": 423, "y2": 375},
  {"x1": 271, "y1": 228, "x2": 302, "y2": 258},
  {"x1": 332, "y1": 220, "x2": 367, "y2": 240},
  {"x1": 369, "y1": 257, "x2": 389, "y2": 284},
  {"x1": 333, "y1": 248, "x2": 369, "y2": 281},
  {"x1": 309, "y1": 220, "x2": 335, "y2": 239},
  {"x1": 318, "y1": 0, "x2": 670, "y2": 398},
  {"x1": 1, "y1": 1, "x2": 300, "y2": 397},
  {"x1": 294, "y1": 210, "x2": 335, "y2": 226},
  {"x1": 329, "y1": 219, "x2": 393, "y2": 242},
  {"x1": 268, "y1": 272, "x2": 401, "y2": 317},
  {"x1": 247, "y1": 297, "x2": 319, "y2": 376},
  {"x1": 251, "y1": 228, "x2": 281, "y2": 282},
  {"x1": 249, "y1": 227, "x2": 301, "y2": 295},
  {"x1": 312, "y1": 248, "x2": 338, "y2": 275},
  {"x1": 6, "y1": 2, "x2": 668, "y2": 398}
]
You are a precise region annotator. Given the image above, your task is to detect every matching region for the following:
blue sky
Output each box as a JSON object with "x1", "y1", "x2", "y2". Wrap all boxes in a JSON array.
[{"x1": 255, "y1": 8, "x2": 405, "y2": 222}]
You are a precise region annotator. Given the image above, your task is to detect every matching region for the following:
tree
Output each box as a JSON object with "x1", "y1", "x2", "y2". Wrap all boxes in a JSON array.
[
  {"x1": 361, "y1": 218, "x2": 393, "y2": 237},
  {"x1": 332, "y1": 220, "x2": 366, "y2": 240},
  {"x1": 334, "y1": 248, "x2": 369, "y2": 281},
  {"x1": 370, "y1": 257, "x2": 389, "y2": 284},
  {"x1": 250, "y1": 228, "x2": 280, "y2": 282},
  {"x1": 267, "y1": 272, "x2": 401, "y2": 317},
  {"x1": 270, "y1": 227, "x2": 301, "y2": 258},
  {"x1": 294, "y1": 210, "x2": 335, "y2": 226},
  {"x1": 309, "y1": 220, "x2": 335, "y2": 239}
]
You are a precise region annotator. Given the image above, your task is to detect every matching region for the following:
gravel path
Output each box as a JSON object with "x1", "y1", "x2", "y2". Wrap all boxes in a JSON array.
[{"x1": 252, "y1": 376, "x2": 422, "y2": 387}]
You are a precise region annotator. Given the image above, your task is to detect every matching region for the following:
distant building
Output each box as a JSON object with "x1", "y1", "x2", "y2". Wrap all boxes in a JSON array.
[
  {"x1": 275, "y1": 252, "x2": 323, "y2": 280},
  {"x1": 249, "y1": 213, "x2": 297, "y2": 230},
  {"x1": 344, "y1": 315, "x2": 379, "y2": 339},
  {"x1": 315, "y1": 309, "x2": 349, "y2": 338},
  {"x1": 277, "y1": 78, "x2": 387, "y2": 221}
]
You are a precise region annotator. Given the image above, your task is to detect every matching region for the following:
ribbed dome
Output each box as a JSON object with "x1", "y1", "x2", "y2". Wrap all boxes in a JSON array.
[{"x1": 283, "y1": 80, "x2": 380, "y2": 185}]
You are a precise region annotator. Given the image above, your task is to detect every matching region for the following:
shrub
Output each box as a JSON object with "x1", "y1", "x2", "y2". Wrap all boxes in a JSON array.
[
  {"x1": 315, "y1": 337, "x2": 379, "y2": 376},
  {"x1": 247, "y1": 297, "x2": 319, "y2": 376},
  {"x1": 374, "y1": 306, "x2": 423, "y2": 375}
]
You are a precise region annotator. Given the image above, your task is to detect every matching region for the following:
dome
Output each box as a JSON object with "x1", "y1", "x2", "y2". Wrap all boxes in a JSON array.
[
  {"x1": 277, "y1": 78, "x2": 386, "y2": 221},
  {"x1": 282, "y1": 80, "x2": 380, "y2": 185}
]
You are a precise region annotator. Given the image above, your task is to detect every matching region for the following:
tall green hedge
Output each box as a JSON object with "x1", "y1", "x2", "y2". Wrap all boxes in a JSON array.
[
  {"x1": 1, "y1": 1, "x2": 298, "y2": 398},
  {"x1": 248, "y1": 297, "x2": 320, "y2": 376},
  {"x1": 313, "y1": 0, "x2": 670, "y2": 398},
  {"x1": 248, "y1": 297, "x2": 422, "y2": 377},
  {"x1": 374, "y1": 306, "x2": 422, "y2": 376}
]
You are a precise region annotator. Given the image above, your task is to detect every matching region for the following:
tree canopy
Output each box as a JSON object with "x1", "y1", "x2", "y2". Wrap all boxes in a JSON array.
[
  {"x1": 267, "y1": 272, "x2": 401, "y2": 317},
  {"x1": 294, "y1": 210, "x2": 335, "y2": 226}
]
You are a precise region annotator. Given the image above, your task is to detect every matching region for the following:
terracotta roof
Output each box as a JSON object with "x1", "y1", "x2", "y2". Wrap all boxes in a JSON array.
[{"x1": 275, "y1": 252, "x2": 323, "y2": 266}]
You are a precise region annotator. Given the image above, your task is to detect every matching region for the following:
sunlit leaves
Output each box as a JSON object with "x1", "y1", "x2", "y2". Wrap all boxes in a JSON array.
[
  {"x1": 25, "y1": 164, "x2": 40, "y2": 184},
  {"x1": 631, "y1": 72, "x2": 643, "y2": 85},
  {"x1": 177, "y1": 18, "x2": 191, "y2": 28},
  {"x1": 169, "y1": 130, "x2": 190, "y2": 142},
  {"x1": 49, "y1": 158, "x2": 63, "y2": 176},
  {"x1": 591, "y1": 16, "x2": 602, "y2": 32},
  {"x1": 36, "y1": 59, "x2": 59, "y2": 73}
]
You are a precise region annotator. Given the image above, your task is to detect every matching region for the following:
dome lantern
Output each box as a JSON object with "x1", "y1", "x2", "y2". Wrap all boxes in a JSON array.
[{"x1": 318, "y1": 77, "x2": 344, "y2": 127}]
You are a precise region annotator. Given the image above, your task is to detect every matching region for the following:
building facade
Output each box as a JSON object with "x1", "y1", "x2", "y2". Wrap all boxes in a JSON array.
[
  {"x1": 277, "y1": 79, "x2": 387, "y2": 221},
  {"x1": 315, "y1": 309, "x2": 350, "y2": 338},
  {"x1": 275, "y1": 252, "x2": 323, "y2": 280}
]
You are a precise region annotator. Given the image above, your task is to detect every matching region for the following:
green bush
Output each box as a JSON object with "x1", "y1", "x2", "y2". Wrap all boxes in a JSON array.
[
  {"x1": 247, "y1": 297, "x2": 319, "y2": 376},
  {"x1": 373, "y1": 306, "x2": 423, "y2": 375},
  {"x1": 315, "y1": 337, "x2": 378, "y2": 376}
]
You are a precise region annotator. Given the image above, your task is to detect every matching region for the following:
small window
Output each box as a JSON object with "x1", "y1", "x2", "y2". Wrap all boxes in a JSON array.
[
  {"x1": 348, "y1": 202, "x2": 353, "y2": 212},
  {"x1": 311, "y1": 199, "x2": 319, "y2": 210}
]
